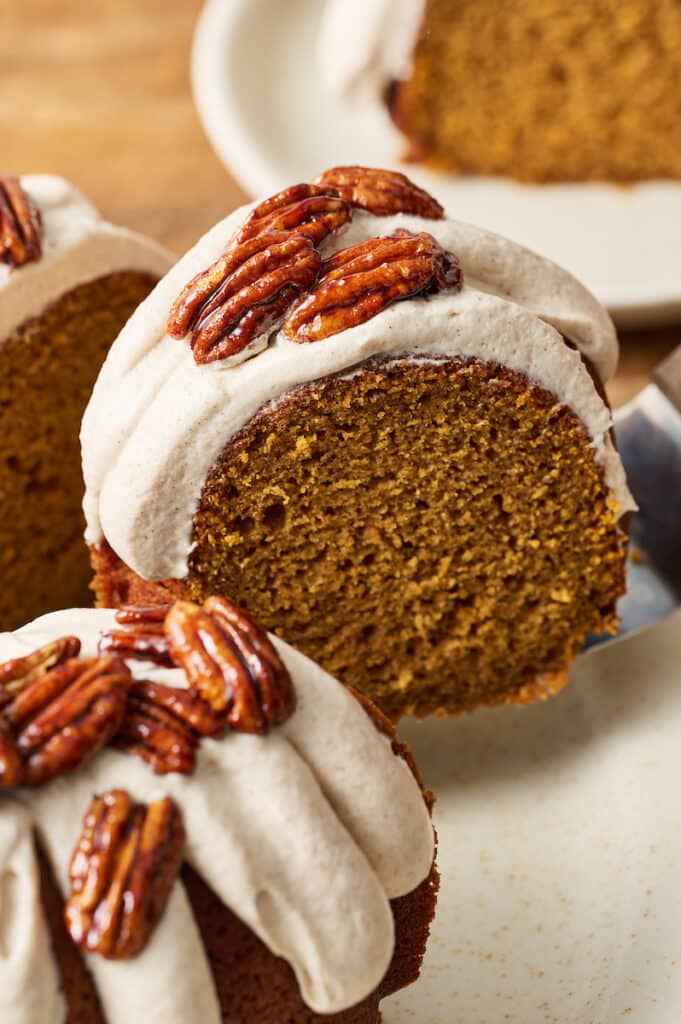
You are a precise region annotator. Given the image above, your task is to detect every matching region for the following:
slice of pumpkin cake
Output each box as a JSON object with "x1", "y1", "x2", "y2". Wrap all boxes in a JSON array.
[
  {"x1": 82, "y1": 165, "x2": 633, "y2": 718},
  {"x1": 319, "y1": 0, "x2": 681, "y2": 182},
  {"x1": 0, "y1": 174, "x2": 172, "y2": 630}
]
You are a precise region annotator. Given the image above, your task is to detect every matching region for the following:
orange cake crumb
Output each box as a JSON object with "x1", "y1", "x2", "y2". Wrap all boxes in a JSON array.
[{"x1": 389, "y1": 0, "x2": 681, "y2": 182}]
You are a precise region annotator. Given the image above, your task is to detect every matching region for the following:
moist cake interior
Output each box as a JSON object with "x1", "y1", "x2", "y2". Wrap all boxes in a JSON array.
[
  {"x1": 390, "y1": 0, "x2": 681, "y2": 182},
  {"x1": 182, "y1": 356, "x2": 626, "y2": 718},
  {"x1": 0, "y1": 272, "x2": 156, "y2": 630}
]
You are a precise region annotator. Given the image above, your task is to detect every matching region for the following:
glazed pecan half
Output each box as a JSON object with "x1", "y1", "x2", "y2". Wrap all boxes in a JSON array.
[
  {"x1": 0, "y1": 636, "x2": 81, "y2": 710},
  {"x1": 167, "y1": 230, "x2": 321, "y2": 364},
  {"x1": 315, "y1": 166, "x2": 444, "y2": 219},
  {"x1": 0, "y1": 718, "x2": 24, "y2": 788},
  {"x1": 111, "y1": 679, "x2": 223, "y2": 775},
  {"x1": 65, "y1": 789, "x2": 184, "y2": 959},
  {"x1": 0, "y1": 655, "x2": 131, "y2": 788},
  {"x1": 0, "y1": 174, "x2": 43, "y2": 268},
  {"x1": 99, "y1": 605, "x2": 173, "y2": 667},
  {"x1": 283, "y1": 230, "x2": 462, "y2": 343},
  {"x1": 234, "y1": 183, "x2": 352, "y2": 247},
  {"x1": 164, "y1": 597, "x2": 296, "y2": 734}
]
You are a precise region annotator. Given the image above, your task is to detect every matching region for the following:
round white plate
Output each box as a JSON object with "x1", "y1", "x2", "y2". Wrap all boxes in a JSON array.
[
  {"x1": 191, "y1": 0, "x2": 681, "y2": 329},
  {"x1": 384, "y1": 611, "x2": 681, "y2": 1023}
]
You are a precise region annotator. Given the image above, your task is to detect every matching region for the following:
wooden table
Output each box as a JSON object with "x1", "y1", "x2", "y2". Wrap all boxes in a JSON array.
[{"x1": 2, "y1": 0, "x2": 679, "y2": 407}]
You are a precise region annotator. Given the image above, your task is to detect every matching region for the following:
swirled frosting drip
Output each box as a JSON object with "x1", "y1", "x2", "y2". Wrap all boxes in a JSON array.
[
  {"x1": 0, "y1": 801, "x2": 64, "y2": 1024},
  {"x1": 317, "y1": 0, "x2": 426, "y2": 105}
]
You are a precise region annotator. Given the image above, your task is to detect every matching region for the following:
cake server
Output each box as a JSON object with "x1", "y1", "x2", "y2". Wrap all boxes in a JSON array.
[{"x1": 591, "y1": 340, "x2": 681, "y2": 645}]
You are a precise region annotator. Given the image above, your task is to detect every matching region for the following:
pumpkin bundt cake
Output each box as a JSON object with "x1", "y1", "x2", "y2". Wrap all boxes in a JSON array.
[
  {"x1": 319, "y1": 0, "x2": 681, "y2": 183},
  {"x1": 0, "y1": 174, "x2": 172, "y2": 631},
  {"x1": 0, "y1": 599, "x2": 436, "y2": 1023},
  {"x1": 82, "y1": 165, "x2": 634, "y2": 719}
]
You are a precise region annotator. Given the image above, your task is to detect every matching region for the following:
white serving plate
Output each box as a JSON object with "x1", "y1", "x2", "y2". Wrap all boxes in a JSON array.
[
  {"x1": 191, "y1": 0, "x2": 681, "y2": 329},
  {"x1": 189, "y1": 4, "x2": 681, "y2": 1016},
  {"x1": 385, "y1": 610, "x2": 681, "y2": 1022}
]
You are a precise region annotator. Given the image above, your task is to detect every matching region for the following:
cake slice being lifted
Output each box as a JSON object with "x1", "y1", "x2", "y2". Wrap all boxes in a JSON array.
[
  {"x1": 82, "y1": 165, "x2": 634, "y2": 719},
  {"x1": 0, "y1": 174, "x2": 172, "y2": 630}
]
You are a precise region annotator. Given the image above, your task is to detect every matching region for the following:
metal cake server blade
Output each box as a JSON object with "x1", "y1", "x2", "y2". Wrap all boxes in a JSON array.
[{"x1": 586, "y1": 341, "x2": 681, "y2": 648}]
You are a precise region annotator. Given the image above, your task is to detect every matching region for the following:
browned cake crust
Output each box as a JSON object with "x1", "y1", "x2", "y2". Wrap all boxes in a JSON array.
[
  {"x1": 0, "y1": 272, "x2": 157, "y2": 631},
  {"x1": 388, "y1": 0, "x2": 681, "y2": 182},
  {"x1": 91, "y1": 355, "x2": 627, "y2": 720},
  {"x1": 40, "y1": 860, "x2": 439, "y2": 1024},
  {"x1": 37, "y1": 697, "x2": 438, "y2": 1023}
]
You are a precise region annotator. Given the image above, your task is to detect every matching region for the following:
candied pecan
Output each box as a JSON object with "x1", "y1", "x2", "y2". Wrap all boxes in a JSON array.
[
  {"x1": 99, "y1": 605, "x2": 173, "y2": 667},
  {"x1": 0, "y1": 655, "x2": 131, "y2": 788},
  {"x1": 64, "y1": 789, "x2": 184, "y2": 959},
  {"x1": 111, "y1": 679, "x2": 222, "y2": 775},
  {"x1": 0, "y1": 636, "x2": 81, "y2": 709},
  {"x1": 167, "y1": 230, "x2": 321, "y2": 364},
  {"x1": 283, "y1": 230, "x2": 462, "y2": 343},
  {"x1": 0, "y1": 719, "x2": 24, "y2": 788},
  {"x1": 233, "y1": 183, "x2": 352, "y2": 246},
  {"x1": 0, "y1": 174, "x2": 43, "y2": 268},
  {"x1": 164, "y1": 597, "x2": 296, "y2": 734},
  {"x1": 127, "y1": 679, "x2": 223, "y2": 737},
  {"x1": 315, "y1": 166, "x2": 444, "y2": 219}
]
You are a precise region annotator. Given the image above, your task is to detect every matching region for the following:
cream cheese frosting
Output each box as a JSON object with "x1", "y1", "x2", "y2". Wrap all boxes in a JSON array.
[
  {"x1": 81, "y1": 197, "x2": 633, "y2": 582},
  {"x1": 0, "y1": 175, "x2": 173, "y2": 344},
  {"x1": 0, "y1": 607, "x2": 435, "y2": 1023},
  {"x1": 318, "y1": 0, "x2": 426, "y2": 106},
  {"x1": 0, "y1": 800, "x2": 65, "y2": 1024}
]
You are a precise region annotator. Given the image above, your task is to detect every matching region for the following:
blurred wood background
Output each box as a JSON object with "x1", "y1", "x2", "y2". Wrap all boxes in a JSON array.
[{"x1": 1, "y1": 0, "x2": 678, "y2": 406}]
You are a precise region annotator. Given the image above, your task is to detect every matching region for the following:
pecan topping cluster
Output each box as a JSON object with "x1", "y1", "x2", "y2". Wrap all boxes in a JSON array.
[
  {"x1": 0, "y1": 597, "x2": 295, "y2": 961},
  {"x1": 165, "y1": 597, "x2": 296, "y2": 734},
  {"x1": 0, "y1": 598, "x2": 297, "y2": 958},
  {"x1": 0, "y1": 597, "x2": 295, "y2": 786},
  {"x1": 168, "y1": 166, "x2": 457, "y2": 365},
  {"x1": 65, "y1": 789, "x2": 184, "y2": 960},
  {"x1": 284, "y1": 230, "x2": 462, "y2": 343},
  {"x1": 0, "y1": 640, "x2": 131, "y2": 788},
  {"x1": 99, "y1": 595, "x2": 295, "y2": 772},
  {"x1": 0, "y1": 174, "x2": 43, "y2": 269}
]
